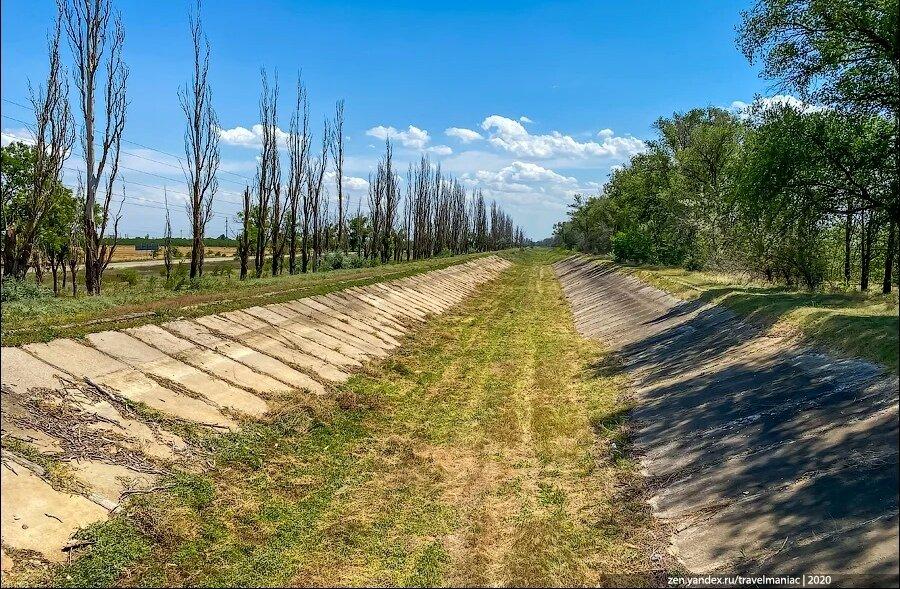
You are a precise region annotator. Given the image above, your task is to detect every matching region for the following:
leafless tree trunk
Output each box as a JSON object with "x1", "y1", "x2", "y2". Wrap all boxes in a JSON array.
[
  {"x1": 68, "y1": 188, "x2": 82, "y2": 296},
  {"x1": 163, "y1": 188, "x2": 173, "y2": 281},
  {"x1": 59, "y1": 0, "x2": 128, "y2": 295},
  {"x1": 49, "y1": 251, "x2": 60, "y2": 294},
  {"x1": 884, "y1": 218, "x2": 897, "y2": 294},
  {"x1": 269, "y1": 125, "x2": 285, "y2": 277},
  {"x1": 239, "y1": 186, "x2": 250, "y2": 279},
  {"x1": 287, "y1": 75, "x2": 309, "y2": 275},
  {"x1": 181, "y1": 0, "x2": 219, "y2": 280},
  {"x1": 254, "y1": 69, "x2": 278, "y2": 277},
  {"x1": 330, "y1": 99, "x2": 346, "y2": 252},
  {"x1": 306, "y1": 123, "x2": 329, "y2": 271},
  {"x1": 2, "y1": 17, "x2": 74, "y2": 280}
]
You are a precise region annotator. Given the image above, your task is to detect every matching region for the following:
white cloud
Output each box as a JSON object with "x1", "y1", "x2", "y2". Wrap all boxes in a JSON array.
[
  {"x1": 597, "y1": 128, "x2": 614, "y2": 139},
  {"x1": 325, "y1": 170, "x2": 370, "y2": 192},
  {"x1": 445, "y1": 127, "x2": 483, "y2": 143},
  {"x1": 1, "y1": 127, "x2": 35, "y2": 147},
  {"x1": 729, "y1": 94, "x2": 824, "y2": 119},
  {"x1": 217, "y1": 124, "x2": 289, "y2": 148},
  {"x1": 480, "y1": 115, "x2": 645, "y2": 160},
  {"x1": 427, "y1": 145, "x2": 453, "y2": 156},
  {"x1": 365, "y1": 125, "x2": 431, "y2": 150},
  {"x1": 519, "y1": 116, "x2": 533, "y2": 123},
  {"x1": 476, "y1": 161, "x2": 577, "y2": 187}
]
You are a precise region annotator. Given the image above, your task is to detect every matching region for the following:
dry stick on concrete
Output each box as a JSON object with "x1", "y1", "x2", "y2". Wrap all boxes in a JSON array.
[{"x1": 83, "y1": 377, "x2": 231, "y2": 430}]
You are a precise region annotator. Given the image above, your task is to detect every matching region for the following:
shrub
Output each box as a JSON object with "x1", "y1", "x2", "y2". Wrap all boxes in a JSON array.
[
  {"x1": 1, "y1": 277, "x2": 54, "y2": 302},
  {"x1": 116, "y1": 268, "x2": 140, "y2": 286},
  {"x1": 611, "y1": 229, "x2": 653, "y2": 264}
]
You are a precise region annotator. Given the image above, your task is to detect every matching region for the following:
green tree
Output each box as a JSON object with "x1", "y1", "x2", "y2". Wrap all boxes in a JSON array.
[
  {"x1": 2, "y1": 142, "x2": 75, "y2": 282},
  {"x1": 38, "y1": 181, "x2": 79, "y2": 294},
  {"x1": 735, "y1": 103, "x2": 893, "y2": 289},
  {"x1": 738, "y1": 0, "x2": 899, "y2": 290}
]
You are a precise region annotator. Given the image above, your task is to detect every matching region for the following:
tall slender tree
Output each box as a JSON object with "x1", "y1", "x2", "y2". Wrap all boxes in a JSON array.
[
  {"x1": 59, "y1": 0, "x2": 128, "y2": 295},
  {"x1": 253, "y1": 69, "x2": 278, "y2": 277},
  {"x1": 330, "y1": 99, "x2": 346, "y2": 251},
  {"x1": 181, "y1": 0, "x2": 219, "y2": 280},
  {"x1": 287, "y1": 75, "x2": 310, "y2": 275}
]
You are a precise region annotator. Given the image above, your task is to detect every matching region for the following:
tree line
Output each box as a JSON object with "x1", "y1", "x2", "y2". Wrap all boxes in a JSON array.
[
  {"x1": 554, "y1": 0, "x2": 898, "y2": 294},
  {"x1": 1, "y1": 0, "x2": 525, "y2": 296},
  {"x1": 234, "y1": 71, "x2": 525, "y2": 281}
]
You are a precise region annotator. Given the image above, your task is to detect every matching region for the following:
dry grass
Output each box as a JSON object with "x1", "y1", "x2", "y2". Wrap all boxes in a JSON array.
[{"x1": 43, "y1": 249, "x2": 665, "y2": 587}]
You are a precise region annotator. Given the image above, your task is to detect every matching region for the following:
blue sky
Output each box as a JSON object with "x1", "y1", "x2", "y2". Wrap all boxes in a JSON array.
[{"x1": 2, "y1": 0, "x2": 770, "y2": 239}]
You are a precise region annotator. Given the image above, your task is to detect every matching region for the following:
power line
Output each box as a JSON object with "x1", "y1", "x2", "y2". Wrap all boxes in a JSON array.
[
  {"x1": 65, "y1": 181, "x2": 236, "y2": 219},
  {"x1": 3, "y1": 113, "x2": 250, "y2": 208},
  {"x1": 60, "y1": 166, "x2": 239, "y2": 219},
  {"x1": 2, "y1": 99, "x2": 256, "y2": 185}
]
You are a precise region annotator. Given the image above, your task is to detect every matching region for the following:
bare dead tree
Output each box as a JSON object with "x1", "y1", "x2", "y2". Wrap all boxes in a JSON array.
[
  {"x1": 472, "y1": 190, "x2": 488, "y2": 252},
  {"x1": 59, "y1": 0, "x2": 128, "y2": 295},
  {"x1": 269, "y1": 116, "x2": 285, "y2": 276},
  {"x1": 330, "y1": 99, "x2": 346, "y2": 251},
  {"x1": 367, "y1": 175, "x2": 382, "y2": 262},
  {"x1": 287, "y1": 75, "x2": 310, "y2": 275},
  {"x1": 180, "y1": 0, "x2": 219, "y2": 280},
  {"x1": 2, "y1": 17, "x2": 74, "y2": 280},
  {"x1": 67, "y1": 177, "x2": 84, "y2": 296},
  {"x1": 239, "y1": 186, "x2": 250, "y2": 279},
  {"x1": 253, "y1": 69, "x2": 278, "y2": 277},
  {"x1": 307, "y1": 122, "x2": 329, "y2": 271},
  {"x1": 321, "y1": 187, "x2": 333, "y2": 253},
  {"x1": 380, "y1": 143, "x2": 399, "y2": 263},
  {"x1": 163, "y1": 187, "x2": 173, "y2": 281}
]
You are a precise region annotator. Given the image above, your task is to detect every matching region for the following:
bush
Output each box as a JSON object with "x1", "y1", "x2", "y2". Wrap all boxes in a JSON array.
[
  {"x1": 611, "y1": 230, "x2": 654, "y2": 264},
  {"x1": 116, "y1": 268, "x2": 140, "y2": 286},
  {"x1": 1, "y1": 277, "x2": 54, "y2": 302},
  {"x1": 347, "y1": 254, "x2": 367, "y2": 269},
  {"x1": 169, "y1": 261, "x2": 188, "y2": 290}
]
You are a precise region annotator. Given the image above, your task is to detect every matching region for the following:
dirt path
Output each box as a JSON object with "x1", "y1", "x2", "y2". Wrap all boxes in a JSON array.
[{"x1": 555, "y1": 256, "x2": 899, "y2": 579}]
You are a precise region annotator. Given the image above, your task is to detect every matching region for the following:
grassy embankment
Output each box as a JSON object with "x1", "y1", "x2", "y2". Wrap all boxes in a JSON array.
[
  {"x1": 621, "y1": 262, "x2": 899, "y2": 372},
  {"x1": 1, "y1": 253, "x2": 489, "y2": 346},
  {"x1": 14, "y1": 249, "x2": 664, "y2": 587}
]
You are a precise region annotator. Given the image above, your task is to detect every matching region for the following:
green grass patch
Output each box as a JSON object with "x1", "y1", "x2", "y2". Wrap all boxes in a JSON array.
[
  {"x1": 47, "y1": 248, "x2": 662, "y2": 587},
  {"x1": 623, "y1": 263, "x2": 899, "y2": 372}
]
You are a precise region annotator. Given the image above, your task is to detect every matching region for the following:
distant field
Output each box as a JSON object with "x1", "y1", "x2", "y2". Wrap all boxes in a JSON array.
[{"x1": 108, "y1": 244, "x2": 237, "y2": 262}]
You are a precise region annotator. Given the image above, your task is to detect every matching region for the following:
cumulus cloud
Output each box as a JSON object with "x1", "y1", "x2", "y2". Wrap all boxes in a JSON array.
[
  {"x1": 730, "y1": 94, "x2": 824, "y2": 118},
  {"x1": 519, "y1": 116, "x2": 533, "y2": 123},
  {"x1": 445, "y1": 127, "x2": 483, "y2": 143},
  {"x1": 465, "y1": 161, "x2": 579, "y2": 196},
  {"x1": 480, "y1": 115, "x2": 645, "y2": 160},
  {"x1": 325, "y1": 170, "x2": 370, "y2": 191},
  {"x1": 217, "y1": 124, "x2": 289, "y2": 148},
  {"x1": 427, "y1": 145, "x2": 453, "y2": 156},
  {"x1": 1, "y1": 127, "x2": 35, "y2": 147},
  {"x1": 365, "y1": 125, "x2": 431, "y2": 150},
  {"x1": 477, "y1": 161, "x2": 576, "y2": 187}
]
